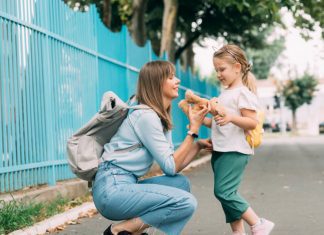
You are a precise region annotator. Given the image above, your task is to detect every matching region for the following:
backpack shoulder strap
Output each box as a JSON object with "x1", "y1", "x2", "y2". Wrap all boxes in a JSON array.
[
  {"x1": 126, "y1": 95, "x2": 151, "y2": 110},
  {"x1": 128, "y1": 104, "x2": 150, "y2": 110}
]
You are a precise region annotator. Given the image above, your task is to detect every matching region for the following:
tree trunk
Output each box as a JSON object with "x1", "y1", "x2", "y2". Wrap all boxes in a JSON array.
[
  {"x1": 160, "y1": 0, "x2": 178, "y2": 62},
  {"x1": 181, "y1": 43, "x2": 194, "y2": 71},
  {"x1": 292, "y1": 109, "x2": 297, "y2": 133},
  {"x1": 149, "y1": 32, "x2": 161, "y2": 56},
  {"x1": 129, "y1": 0, "x2": 148, "y2": 47},
  {"x1": 101, "y1": 0, "x2": 112, "y2": 29}
]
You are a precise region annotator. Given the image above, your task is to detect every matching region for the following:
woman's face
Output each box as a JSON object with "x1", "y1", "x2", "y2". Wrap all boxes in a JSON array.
[
  {"x1": 213, "y1": 57, "x2": 241, "y2": 88},
  {"x1": 162, "y1": 73, "x2": 180, "y2": 100}
]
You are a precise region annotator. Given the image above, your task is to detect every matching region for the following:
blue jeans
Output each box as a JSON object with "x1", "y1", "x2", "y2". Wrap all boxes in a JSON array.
[{"x1": 92, "y1": 161, "x2": 197, "y2": 235}]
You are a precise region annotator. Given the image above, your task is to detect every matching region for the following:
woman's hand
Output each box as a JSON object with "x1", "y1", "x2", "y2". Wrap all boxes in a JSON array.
[
  {"x1": 197, "y1": 138, "x2": 213, "y2": 151},
  {"x1": 188, "y1": 103, "x2": 210, "y2": 133}
]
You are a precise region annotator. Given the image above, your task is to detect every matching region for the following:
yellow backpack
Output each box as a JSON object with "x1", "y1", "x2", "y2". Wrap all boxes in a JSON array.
[{"x1": 246, "y1": 111, "x2": 264, "y2": 148}]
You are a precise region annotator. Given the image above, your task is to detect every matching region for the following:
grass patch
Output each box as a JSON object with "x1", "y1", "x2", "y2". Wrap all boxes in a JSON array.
[{"x1": 0, "y1": 194, "x2": 92, "y2": 234}]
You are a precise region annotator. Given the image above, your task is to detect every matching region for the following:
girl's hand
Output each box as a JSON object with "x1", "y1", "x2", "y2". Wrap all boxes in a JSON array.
[
  {"x1": 197, "y1": 138, "x2": 213, "y2": 151},
  {"x1": 188, "y1": 103, "x2": 210, "y2": 133},
  {"x1": 214, "y1": 109, "x2": 232, "y2": 126},
  {"x1": 209, "y1": 98, "x2": 227, "y2": 117},
  {"x1": 209, "y1": 98, "x2": 219, "y2": 116}
]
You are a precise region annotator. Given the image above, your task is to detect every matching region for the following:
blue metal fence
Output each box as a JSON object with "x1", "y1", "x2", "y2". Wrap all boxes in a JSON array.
[{"x1": 0, "y1": 0, "x2": 219, "y2": 193}]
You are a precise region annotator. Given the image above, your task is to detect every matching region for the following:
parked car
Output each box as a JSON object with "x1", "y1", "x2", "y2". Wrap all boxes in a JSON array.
[
  {"x1": 263, "y1": 122, "x2": 272, "y2": 132},
  {"x1": 271, "y1": 123, "x2": 280, "y2": 133},
  {"x1": 267, "y1": 122, "x2": 291, "y2": 133},
  {"x1": 319, "y1": 122, "x2": 324, "y2": 134}
]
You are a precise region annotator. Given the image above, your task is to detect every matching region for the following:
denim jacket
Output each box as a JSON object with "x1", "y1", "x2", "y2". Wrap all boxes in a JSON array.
[{"x1": 102, "y1": 108, "x2": 176, "y2": 177}]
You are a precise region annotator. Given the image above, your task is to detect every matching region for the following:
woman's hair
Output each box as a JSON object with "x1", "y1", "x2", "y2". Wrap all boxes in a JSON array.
[
  {"x1": 213, "y1": 44, "x2": 257, "y2": 94},
  {"x1": 136, "y1": 60, "x2": 175, "y2": 130}
]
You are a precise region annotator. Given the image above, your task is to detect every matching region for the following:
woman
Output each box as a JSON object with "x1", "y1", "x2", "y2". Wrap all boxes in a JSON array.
[{"x1": 92, "y1": 60, "x2": 211, "y2": 235}]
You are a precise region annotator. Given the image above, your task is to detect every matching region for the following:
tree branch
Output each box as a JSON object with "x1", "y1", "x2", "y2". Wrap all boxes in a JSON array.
[{"x1": 175, "y1": 32, "x2": 201, "y2": 60}]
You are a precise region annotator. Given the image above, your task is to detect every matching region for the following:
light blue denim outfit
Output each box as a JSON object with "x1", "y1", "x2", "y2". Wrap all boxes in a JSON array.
[{"x1": 92, "y1": 109, "x2": 197, "y2": 235}]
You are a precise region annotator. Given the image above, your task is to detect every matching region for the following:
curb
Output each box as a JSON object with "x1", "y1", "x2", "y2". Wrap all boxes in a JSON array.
[
  {"x1": 183, "y1": 154, "x2": 211, "y2": 171},
  {"x1": 8, "y1": 155, "x2": 211, "y2": 235},
  {"x1": 0, "y1": 179, "x2": 88, "y2": 204}
]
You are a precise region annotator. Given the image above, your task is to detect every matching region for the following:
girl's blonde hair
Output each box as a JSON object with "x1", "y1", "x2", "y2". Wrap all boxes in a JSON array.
[
  {"x1": 136, "y1": 60, "x2": 175, "y2": 130},
  {"x1": 213, "y1": 44, "x2": 257, "y2": 94}
]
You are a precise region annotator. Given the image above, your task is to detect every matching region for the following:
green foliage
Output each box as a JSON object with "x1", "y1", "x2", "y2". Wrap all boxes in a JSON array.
[
  {"x1": 0, "y1": 200, "x2": 42, "y2": 234},
  {"x1": 0, "y1": 195, "x2": 87, "y2": 234},
  {"x1": 289, "y1": 0, "x2": 324, "y2": 38},
  {"x1": 246, "y1": 37, "x2": 285, "y2": 79},
  {"x1": 110, "y1": 0, "x2": 133, "y2": 26},
  {"x1": 44, "y1": 196, "x2": 69, "y2": 217},
  {"x1": 63, "y1": 0, "x2": 132, "y2": 32},
  {"x1": 62, "y1": 0, "x2": 323, "y2": 64},
  {"x1": 282, "y1": 74, "x2": 318, "y2": 112},
  {"x1": 175, "y1": 0, "x2": 281, "y2": 55},
  {"x1": 63, "y1": 0, "x2": 92, "y2": 12}
]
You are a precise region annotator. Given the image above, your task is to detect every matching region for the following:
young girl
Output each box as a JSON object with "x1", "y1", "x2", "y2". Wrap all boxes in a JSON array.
[
  {"x1": 92, "y1": 61, "x2": 211, "y2": 235},
  {"x1": 204, "y1": 44, "x2": 275, "y2": 235}
]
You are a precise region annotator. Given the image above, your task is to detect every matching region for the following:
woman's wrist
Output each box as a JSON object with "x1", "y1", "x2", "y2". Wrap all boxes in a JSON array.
[
  {"x1": 188, "y1": 123, "x2": 199, "y2": 134},
  {"x1": 189, "y1": 127, "x2": 199, "y2": 134}
]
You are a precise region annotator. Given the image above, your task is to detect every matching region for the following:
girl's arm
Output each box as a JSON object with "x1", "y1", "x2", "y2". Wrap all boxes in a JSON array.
[
  {"x1": 214, "y1": 108, "x2": 257, "y2": 131},
  {"x1": 231, "y1": 109, "x2": 258, "y2": 130},
  {"x1": 203, "y1": 117, "x2": 212, "y2": 128}
]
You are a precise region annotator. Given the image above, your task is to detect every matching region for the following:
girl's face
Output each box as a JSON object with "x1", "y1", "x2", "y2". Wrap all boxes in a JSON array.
[
  {"x1": 213, "y1": 57, "x2": 241, "y2": 88},
  {"x1": 162, "y1": 73, "x2": 180, "y2": 100}
]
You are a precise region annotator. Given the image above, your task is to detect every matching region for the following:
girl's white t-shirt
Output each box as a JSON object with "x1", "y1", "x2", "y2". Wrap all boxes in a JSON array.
[{"x1": 211, "y1": 86, "x2": 259, "y2": 155}]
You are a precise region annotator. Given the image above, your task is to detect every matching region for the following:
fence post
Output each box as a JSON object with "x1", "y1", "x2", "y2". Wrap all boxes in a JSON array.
[{"x1": 43, "y1": 1, "x2": 55, "y2": 186}]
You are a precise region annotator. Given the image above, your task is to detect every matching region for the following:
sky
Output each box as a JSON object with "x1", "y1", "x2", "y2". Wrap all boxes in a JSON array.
[{"x1": 193, "y1": 9, "x2": 324, "y2": 81}]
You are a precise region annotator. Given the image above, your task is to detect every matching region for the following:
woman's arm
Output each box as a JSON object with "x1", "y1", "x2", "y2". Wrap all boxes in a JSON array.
[
  {"x1": 173, "y1": 105, "x2": 210, "y2": 172},
  {"x1": 132, "y1": 106, "x2": 210, "y2": 175},
  {"x1": 177, "y1": 139, "x2": 212, "y2": 170},
  {"x1": 173, "y1": 137, "x2": 200, "y2": 172}
]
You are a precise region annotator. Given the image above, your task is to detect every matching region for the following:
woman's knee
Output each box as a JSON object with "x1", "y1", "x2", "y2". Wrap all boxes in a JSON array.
[
  {"x1": 181, "y1": 194, "x2": 197, "y2": 217},
  {"x1": 173, "y1": 174, "x2": 191, "y2": 192},
  {"x1": 189, "y1": 195, "x2": 198, "y2": 212}
]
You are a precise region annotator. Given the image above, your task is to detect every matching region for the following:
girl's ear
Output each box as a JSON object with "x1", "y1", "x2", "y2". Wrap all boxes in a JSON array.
[{"x1": 234, "y1": 62, "x2": 241, "y2": 73}]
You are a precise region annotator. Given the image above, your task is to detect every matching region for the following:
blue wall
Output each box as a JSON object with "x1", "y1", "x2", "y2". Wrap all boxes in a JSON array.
[{"x1": 0, "y1": 0, "x2": 219, "y2": 192}]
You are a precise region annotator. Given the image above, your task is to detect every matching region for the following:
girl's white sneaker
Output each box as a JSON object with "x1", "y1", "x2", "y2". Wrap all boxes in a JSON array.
[{"x1": 251, "y1": 218, "x2": 275, "y2": 235}]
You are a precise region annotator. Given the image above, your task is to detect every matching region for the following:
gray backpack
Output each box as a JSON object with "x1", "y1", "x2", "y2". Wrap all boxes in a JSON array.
[{"x1": 66, "y1": 91, "x2": 148, "y2": 182}]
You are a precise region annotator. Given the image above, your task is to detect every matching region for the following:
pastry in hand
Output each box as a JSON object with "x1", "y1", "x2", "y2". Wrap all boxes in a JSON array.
[{"x1": 178, "y1": 90, "x2": 209, "y2": 116}]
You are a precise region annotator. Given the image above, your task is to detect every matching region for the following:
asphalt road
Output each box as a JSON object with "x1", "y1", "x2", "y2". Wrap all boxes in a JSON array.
[{"x1": 53, "y1": 135, "x2": 324, "y2": 235}]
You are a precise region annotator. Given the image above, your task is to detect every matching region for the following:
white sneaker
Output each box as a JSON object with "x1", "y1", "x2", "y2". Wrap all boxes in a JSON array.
[{"x1": 251, "y1": 218, "x2": 275, "y2": 235}]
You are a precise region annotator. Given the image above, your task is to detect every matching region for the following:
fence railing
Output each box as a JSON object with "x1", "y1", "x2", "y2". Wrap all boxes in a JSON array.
[{"x1": 0, "y1": 0, "x2": 219, "y2": 193}]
